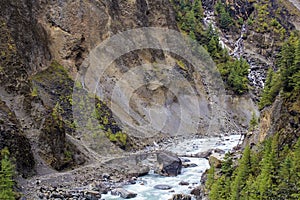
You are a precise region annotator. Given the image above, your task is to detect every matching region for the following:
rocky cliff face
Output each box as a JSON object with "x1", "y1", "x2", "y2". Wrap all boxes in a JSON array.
[
  {"x1": 0, "y1": 0, "x2": 182, "y2": 176},
  {"x1": 0, "y1": 100, "x2": 34, "y2": 177},
  {"x1": 244, "y1": 95, "x2": 300, "y2": 148}
]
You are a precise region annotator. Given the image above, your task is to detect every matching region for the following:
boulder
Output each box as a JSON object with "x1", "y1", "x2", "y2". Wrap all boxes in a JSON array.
[
  {"x1": 170, "y1": 194, "x2": 191, "y2": 200},
  {"x1": 190, "y1": 187, "x2": 201, "y2": 196},
  {"x1": 195, "y1": 149, "x2": 213, "y2": 158},
  {"x1": 190, "y1": 185, "x2": 206, "y2": 200},
  {"x1": 208, "y1": 156, "x2": 222, "y2": 168},
  {"x1": 182, "y1": 163, "x2": 198, "y2": 168},
  {"x1": 214, "y1": 148, "x2": 225, "y2": 154},
  {"x1": 179, "y1": 181, "x2": 189, "y2": 186},
  {"x1": 154, "y1": 184, "x2": 172, "y2": 190},
  {"x1": 128, "y1": 165, "x2": 150, "y2": 177},
  {"x1": 111, "y1": 188, "x2": 137, "y2": 199},
  {"x1": 156, "y1": 151, "x2": 182, "y2": 176},
  {"x1": 85, "y1": 190, "x2": 101, "y2": 200},
  {"x1": 180, "y1": 158, "x2": 190, "y2": 162},
  {"x1": 189, "y1": 163, "x2": 198, "y2": 168}
]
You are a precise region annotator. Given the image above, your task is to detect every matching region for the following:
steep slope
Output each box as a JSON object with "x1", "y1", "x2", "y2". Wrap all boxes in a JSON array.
[
  {"x1": 0, "y1": 1, "x2": 264, "y2": 198},
  {"x1": 1, "y1": 0, "x2": 256, "y2": 172}
]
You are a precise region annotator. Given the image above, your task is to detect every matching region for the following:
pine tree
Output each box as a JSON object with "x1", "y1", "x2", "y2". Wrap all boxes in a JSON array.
[
  {"x1": 209, "y1": 175, "x2": 231, "y2": 200},
  {"x1": 280, "y1": 39, "x2": 295, "y2": 92},
  {"x1": 259, "y1": 68, "x2": 274, "y2": 109},
  {"x1": 0, "y1": 148, "x2": 15, "y2": 200},
  {"x1": 291, "y1": 138, "x2": 300, "y2": 198},
  {"x1": 228, "y1": 58, "x2": 249, "y2": 94},
  {"x1": 289, "y1": 39, "x2": 300, "y2": 95},
  {"x1": 277, "y1": 156, "x2": 295, "y2": 199},
  {"x1": 249, "y1": 112, "x2": 258, "y2": 131},
  {"x1": 230, "y1": 146, "x2": 251, "y2": 200},
  {"x1": 193, "y1": 0, "x2": 203, "y2": 20},
  {"x1": 255, "y1": 136, "x2": 279, "y2": 199},
  {"x1": 221, "y1": 153, "x2": 233, "y2": 177},
  {"x1": 208, "y1": 37, "x2": 218, "y2": 58}
]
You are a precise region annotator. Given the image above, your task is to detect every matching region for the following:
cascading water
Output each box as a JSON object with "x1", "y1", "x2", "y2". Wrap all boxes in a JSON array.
[
  {"x1": 102, "y1": 134, "x2": 241, "y2": 200},
  {"x1": 203, "y1": 5, "x2": 267, "y2": 94},
  {"x1": 231, "y1": 24, "x2": 246, "y2": 58}
]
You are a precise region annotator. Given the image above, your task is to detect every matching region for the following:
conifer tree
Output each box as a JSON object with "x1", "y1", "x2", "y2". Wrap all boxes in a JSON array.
[
  {"x1": 221, "y1": 153, "x2": 233, "y2": 177},
  {"x1": 230, "y1": 146, "x2": 251, "y2": 200},
  {"x1": 193, "y1": 0, "x2": 203, "y2": 20},
  {"x1": 291, "y1": 138, "x2": 300, "y2": 198},
  {"x1": 249, "y1": 112, "x2": 258, "y2": 131},
  {"x1": 290, "y1": 39, "x2": 300, "y2": 94},
  {"x1": 280, "y1": 39, "x2": 295, "y2": 92},
  {"x1": 0, "y1": 148, "x2": 15, "y2": 200}
]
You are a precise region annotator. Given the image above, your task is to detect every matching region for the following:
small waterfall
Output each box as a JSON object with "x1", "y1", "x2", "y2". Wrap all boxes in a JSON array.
[
  {"x1": 231, "y1": 24, "x2": 247, "y2": 58},
  {"x1": 202, "y1": 5, "x2": 267, "y2": 95},
  {"x1": 203, "y1": 9, "x2": 232, "y2": 52}
]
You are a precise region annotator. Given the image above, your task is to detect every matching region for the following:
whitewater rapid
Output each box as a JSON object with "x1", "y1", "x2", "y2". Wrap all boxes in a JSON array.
[{"x1": 102, "y1": 134, "x2": 241, "y2": 200}]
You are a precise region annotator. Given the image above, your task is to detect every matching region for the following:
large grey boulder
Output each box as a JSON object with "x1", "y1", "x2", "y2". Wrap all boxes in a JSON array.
[{"x1": 156, "y1": 151, "x2": 182, "y2": 176}]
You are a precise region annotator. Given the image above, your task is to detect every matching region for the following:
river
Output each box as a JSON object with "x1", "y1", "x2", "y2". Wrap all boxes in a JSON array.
[{"x1": 102, "y1": 134, "x2": 241, "y2": 200}]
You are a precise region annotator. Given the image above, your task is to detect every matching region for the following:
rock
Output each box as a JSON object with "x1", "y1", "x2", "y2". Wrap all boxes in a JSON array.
[
  {"x1": 96, "y1": 182, "x2": 110, "y2": 194},
  {"x1": 191, "y1": 185, "x2": 206, "y2": 200},
  {"x1": 128, "y1": 165, "x2": 150, "y2": 177},
  {"x1": 50, "y1": 192, "x2": 64, "y2": 199},
  {"x1": 189, "y1": 163, "x2": 198, "y2": 168},
  {"x1": 214, "y1": 148, "x2": 225, "y2": 154},
  {"x1": 170, "y1": 194, "x2": 191, "y2": 200},
  {"x1": 180, "y1": 158, "x2": 191, "y2": 162},
  {"x1": 179, "y1": 181, "x2": 189, "y2": 186},
  {"x1": 209, "y1": 156, "x2": 222, "y2": 168},
  {"x1": 0, "y1": 101, "x2": 35, "y2": 177},
  {"x1": 154, "y1": 184, "x2": 173, "y2": 190},
  {"x1": 195, "y1": 149, "x2": 214, "y2": 158},
  {"x1": 111, "y1": 188, "x2": 137, "y2": 199},
  {"x1": 102, "y1": 173, "x2": 110, "y2": 180},
  {"x1": 156, "y1": 151, "x2": 182, "y2": 176},
  {"x1": 85, "y1": 190, "x2": 101, "y2": 200},
  {"x1": 190, "y1": 187, "x2": 201, "y2": 196}
]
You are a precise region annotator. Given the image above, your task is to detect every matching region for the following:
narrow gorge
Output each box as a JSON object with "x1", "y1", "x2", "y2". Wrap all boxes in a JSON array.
[{"x1": 0, "y1": 0, "x2": 299, "y2": 200}]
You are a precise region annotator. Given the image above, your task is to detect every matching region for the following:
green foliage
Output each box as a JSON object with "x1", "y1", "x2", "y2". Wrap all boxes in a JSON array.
[
  {"x1": 106, "y1": 130, "x2": 127, "y2": 147},
  {"x1": 215, "y1": 1, "x2": 233, "y2": 30},
  {"x1": 217, "y1": 58, "x2": 250, "y2": 94},
  {"x1": 228, "y1": 59, "x2": 249, "y2": 94},
  {"x1": 206, "y1": 164, "x2": 216, "y2": 190},
  {"x1": 170, "y1": 0, "x2": 204, "y2": 36},
  {"x1": 171, "y1": 0, "x2": 249, "y2": 95},
  {"x1": 221, "y1": 153, "x2": 233, "y2": 177},
  {"x1": 230, "y1": 146, "x2": 251, "y2": 200},
  {"x1": 207, "y1": 135, "x2": 300, "y2": 200},
  {"x1": 259, "y1": 68, "x2": 282, "y2": 109},
  {"x1": 0, "y1": 148, "x2": 15, "y2": 200},
  {"x1": 249, "y1": 112, "x2": 258, "y2": 131},
  {"x1": 259, "y1": 35, "x2": 300, "y2": 109},
  {"x1": 176, "y1": 60, "x2": 187, "y2": 71},
  {"x1": 31, "y1": 86, "x2": 38, "y2": 97}
]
